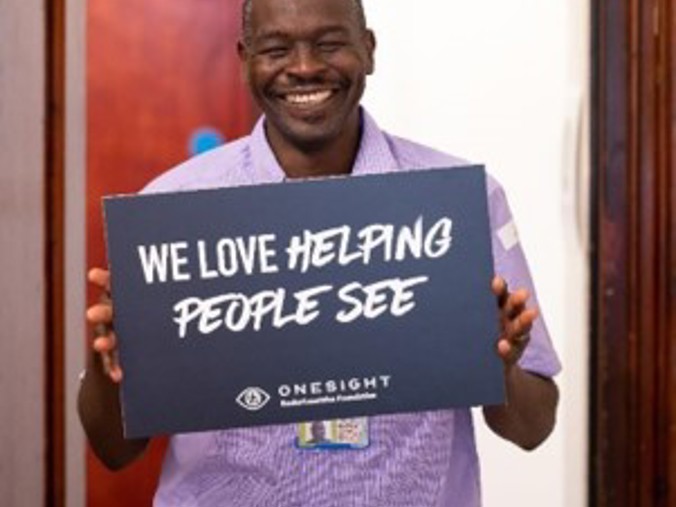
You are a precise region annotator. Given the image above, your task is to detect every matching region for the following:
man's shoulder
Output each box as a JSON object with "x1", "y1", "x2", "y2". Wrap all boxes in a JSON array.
[
  {"x1": 385, "y1": 133, "x2": 469, "y2": 169},
  {"x1": 141, "y1": 135, "x2": 252, "y2": 195},
  {"x1": 383, "y1": 132, "x2": 501, "y2": 194}
]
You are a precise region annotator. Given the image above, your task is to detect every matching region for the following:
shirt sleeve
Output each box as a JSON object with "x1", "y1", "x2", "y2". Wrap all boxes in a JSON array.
[{"x1": 487, "y1": 179, "x2": 562, "y2": 378}]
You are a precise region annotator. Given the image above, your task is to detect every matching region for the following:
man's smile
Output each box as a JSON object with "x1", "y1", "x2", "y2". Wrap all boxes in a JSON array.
[{"x1": 280, "y1": 89, "x2": 337, "y2": 108}]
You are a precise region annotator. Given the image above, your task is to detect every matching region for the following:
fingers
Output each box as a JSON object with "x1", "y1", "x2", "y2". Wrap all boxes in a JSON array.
[
  {"x1": 86, "y1": 302, "x2": 113, "y2": 325},
  {"x1": 491, "y1": 276, "x2": 508, "y2": 307},
  {"x1": 508, "y1": 306, "x2": 538, "y2": 337},
  {"x1": 493, "y1": 276, "x2": 528, "y2": 316},
  {"x1": 497, "y1": 309, "x2": 538, "y2": 358},
  {"x1": 93, "y1": 331, "x2": 117, "y2": 353},
  {"x1": 493, "y1": 275, "x2": 538, "y2": 366},
  {"x1": 88, "y1": 267, "x2": 111, "y2": 292},
  {"x1": 87, "y1": 267, "x2": 122, "y2": 382},
  {"x1": 503, "y1": 289, "x2": 529, "y2": 321},
  {"x1": 86, "y1": 267, "x2": 114, "y2": 326},
  {"x1": 91, "y1": 326, "x2": 123, "y2": 383},
  {"x1": 93, "y1": 331, "x2": 123, "y2": 383}
]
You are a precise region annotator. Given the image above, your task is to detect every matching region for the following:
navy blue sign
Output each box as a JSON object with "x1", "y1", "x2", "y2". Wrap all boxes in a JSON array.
[{"x1": 104, "y1": 166, "x2": 504, "y2": 438}]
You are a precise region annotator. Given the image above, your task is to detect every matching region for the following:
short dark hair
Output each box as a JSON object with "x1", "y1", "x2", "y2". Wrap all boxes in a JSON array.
[{"x1": 241, "y1": 0, "x2": 367, "y2": 45}]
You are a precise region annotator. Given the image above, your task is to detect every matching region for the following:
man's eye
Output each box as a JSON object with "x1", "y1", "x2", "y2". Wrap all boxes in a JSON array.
[
  {"x1": 260, "y1": 47, "x2": 289, "y2": 59},
  {"x1": 317, "y1": 41, "x2": 346, "y2": 53}
]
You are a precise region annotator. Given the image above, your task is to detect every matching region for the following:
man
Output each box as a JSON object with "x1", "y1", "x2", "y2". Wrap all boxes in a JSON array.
[
  {"x1": 79, "y1": 0, "x2": 560, "y2": 505},
  {"x1": 306, "y1": 421, "x2": 330, "y2": 445}
]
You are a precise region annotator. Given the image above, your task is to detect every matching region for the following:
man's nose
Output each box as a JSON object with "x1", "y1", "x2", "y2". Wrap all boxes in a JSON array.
[{"x1": 286, "y1": 45, "x2": 326, "y2": 79}]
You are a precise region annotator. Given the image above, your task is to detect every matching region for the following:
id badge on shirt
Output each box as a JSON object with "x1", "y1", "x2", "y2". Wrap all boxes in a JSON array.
[{"x1": 296, "y1": 418, "x2": 369, "y2": 450}]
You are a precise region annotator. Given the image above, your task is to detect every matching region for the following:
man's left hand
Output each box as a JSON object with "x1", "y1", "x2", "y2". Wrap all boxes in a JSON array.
[{"x1": 491, "y1": 276, "x2": 538, "y2": 367}]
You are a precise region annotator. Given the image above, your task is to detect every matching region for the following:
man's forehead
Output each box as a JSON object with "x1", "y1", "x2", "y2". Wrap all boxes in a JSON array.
[{"x1": 248, "y1": 0, "x2": 360, "y2": 32}]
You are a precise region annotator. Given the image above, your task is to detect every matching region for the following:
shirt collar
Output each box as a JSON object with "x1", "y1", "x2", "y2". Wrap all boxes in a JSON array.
[{"x1": 248, "y1": 108, "x2": 399, "y2": 182}]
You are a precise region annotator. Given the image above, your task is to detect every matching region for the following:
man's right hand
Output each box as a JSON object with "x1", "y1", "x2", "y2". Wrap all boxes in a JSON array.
[
  {"x1": 79, "y1": 266, "x2": 149, "y2": 470},
  {"x1": 86, "y1": 268, "x2": 123, "y2": 383}
]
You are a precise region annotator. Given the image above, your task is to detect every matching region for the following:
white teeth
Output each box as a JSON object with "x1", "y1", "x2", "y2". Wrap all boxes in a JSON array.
[{"x1": 285, "y1": 90, "x2": 333, "y2": 105}]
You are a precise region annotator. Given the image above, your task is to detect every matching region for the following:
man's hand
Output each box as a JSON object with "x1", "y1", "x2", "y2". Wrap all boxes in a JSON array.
[
  {"x1": 86, "y1": 268, "x2": 123, "y2": 383},
  {"x1": 483, "y1": 275, "x2": 559, "y2": 450},
  {"x1": 491, "y1": 275, "x2": 538, "y2": 367},
  {"x1": 78, "y1": 266, "x2": 148, "y2": 470}
]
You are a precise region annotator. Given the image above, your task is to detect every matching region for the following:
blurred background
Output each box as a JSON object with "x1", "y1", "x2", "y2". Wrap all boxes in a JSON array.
[{"x1": 1, "y1": 0, "x2": 674, "y2": 506}]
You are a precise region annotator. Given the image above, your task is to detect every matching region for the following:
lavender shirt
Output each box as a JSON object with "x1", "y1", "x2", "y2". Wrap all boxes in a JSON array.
[{"x1": 144, "y1": 110, "x2": 561, "y2": 507}]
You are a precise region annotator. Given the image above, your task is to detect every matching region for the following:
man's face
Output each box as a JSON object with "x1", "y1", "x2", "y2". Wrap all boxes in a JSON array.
[
  {"x1": 310, "y1": 421, "x2": 326, "y2": 440},
  {"x1": 239, "y1": 0, "x2": 375, "y2": 151}
]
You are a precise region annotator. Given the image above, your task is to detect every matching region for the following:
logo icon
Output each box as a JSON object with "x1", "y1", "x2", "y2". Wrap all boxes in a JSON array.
[{"x1": 236, "y1": 387, "x2": 271, "y2": 411}]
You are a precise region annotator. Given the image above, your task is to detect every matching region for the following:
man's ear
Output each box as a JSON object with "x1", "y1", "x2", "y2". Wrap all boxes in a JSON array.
[
  {"x1": 364, "y1": 29, "x2": 376, "y2": 75},
  {"x1": 237, "y1": 40, "x2": 250, "y2": 83},
  {"x1": 237, "y1": 39, "x2": 248, "y2": 63}
]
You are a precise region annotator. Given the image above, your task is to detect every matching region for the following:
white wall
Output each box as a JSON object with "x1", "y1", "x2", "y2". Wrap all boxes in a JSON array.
[
  {"x1": 363, "y1": 1, "x2": 589, "y2": 506},
  {"x1": 0, "y1": 0, "x2": 46, "y2": 505}
]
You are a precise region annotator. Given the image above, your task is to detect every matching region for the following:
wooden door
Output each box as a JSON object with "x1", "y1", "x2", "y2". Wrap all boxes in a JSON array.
[
  {"x1": 86, "y1": 2, "x2": 256, "y2": 505},
  {"x1": 591, "y1": 0, "x2": 676, "y2": 505}
]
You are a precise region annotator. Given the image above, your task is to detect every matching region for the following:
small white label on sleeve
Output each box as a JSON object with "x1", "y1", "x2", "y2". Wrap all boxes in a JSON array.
[{"x1": 497, "y1": 221, "x2": 519, "y2": 252}]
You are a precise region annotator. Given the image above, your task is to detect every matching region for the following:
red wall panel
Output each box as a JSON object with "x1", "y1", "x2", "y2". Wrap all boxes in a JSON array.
[{"x1": 87, "y1": 2, "x2": 256, "y2": 505}]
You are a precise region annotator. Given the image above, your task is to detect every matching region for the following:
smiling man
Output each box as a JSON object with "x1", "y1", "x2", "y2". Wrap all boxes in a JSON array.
[
  {"x1": 79, "y1": 0, "x2": 560, "y2": 505},
  {"x1": 240, "y1": 0, "x2": 375, "y2": 177}
]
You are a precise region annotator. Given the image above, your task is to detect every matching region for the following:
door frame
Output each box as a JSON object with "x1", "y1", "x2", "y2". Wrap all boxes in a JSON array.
[{"x1": 591, "y1": 0, "x2": 675, "y2": 505}]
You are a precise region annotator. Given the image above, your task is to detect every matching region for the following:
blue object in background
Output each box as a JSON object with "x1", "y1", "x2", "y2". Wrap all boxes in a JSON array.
[{"x1": 189, "y1": 127, "x2": 226, "y2": 156}]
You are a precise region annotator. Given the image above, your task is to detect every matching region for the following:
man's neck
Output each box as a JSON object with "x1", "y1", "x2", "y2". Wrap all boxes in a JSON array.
[{"x1": 265, "y1": 115, "x2": 362, "y2": 179}]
